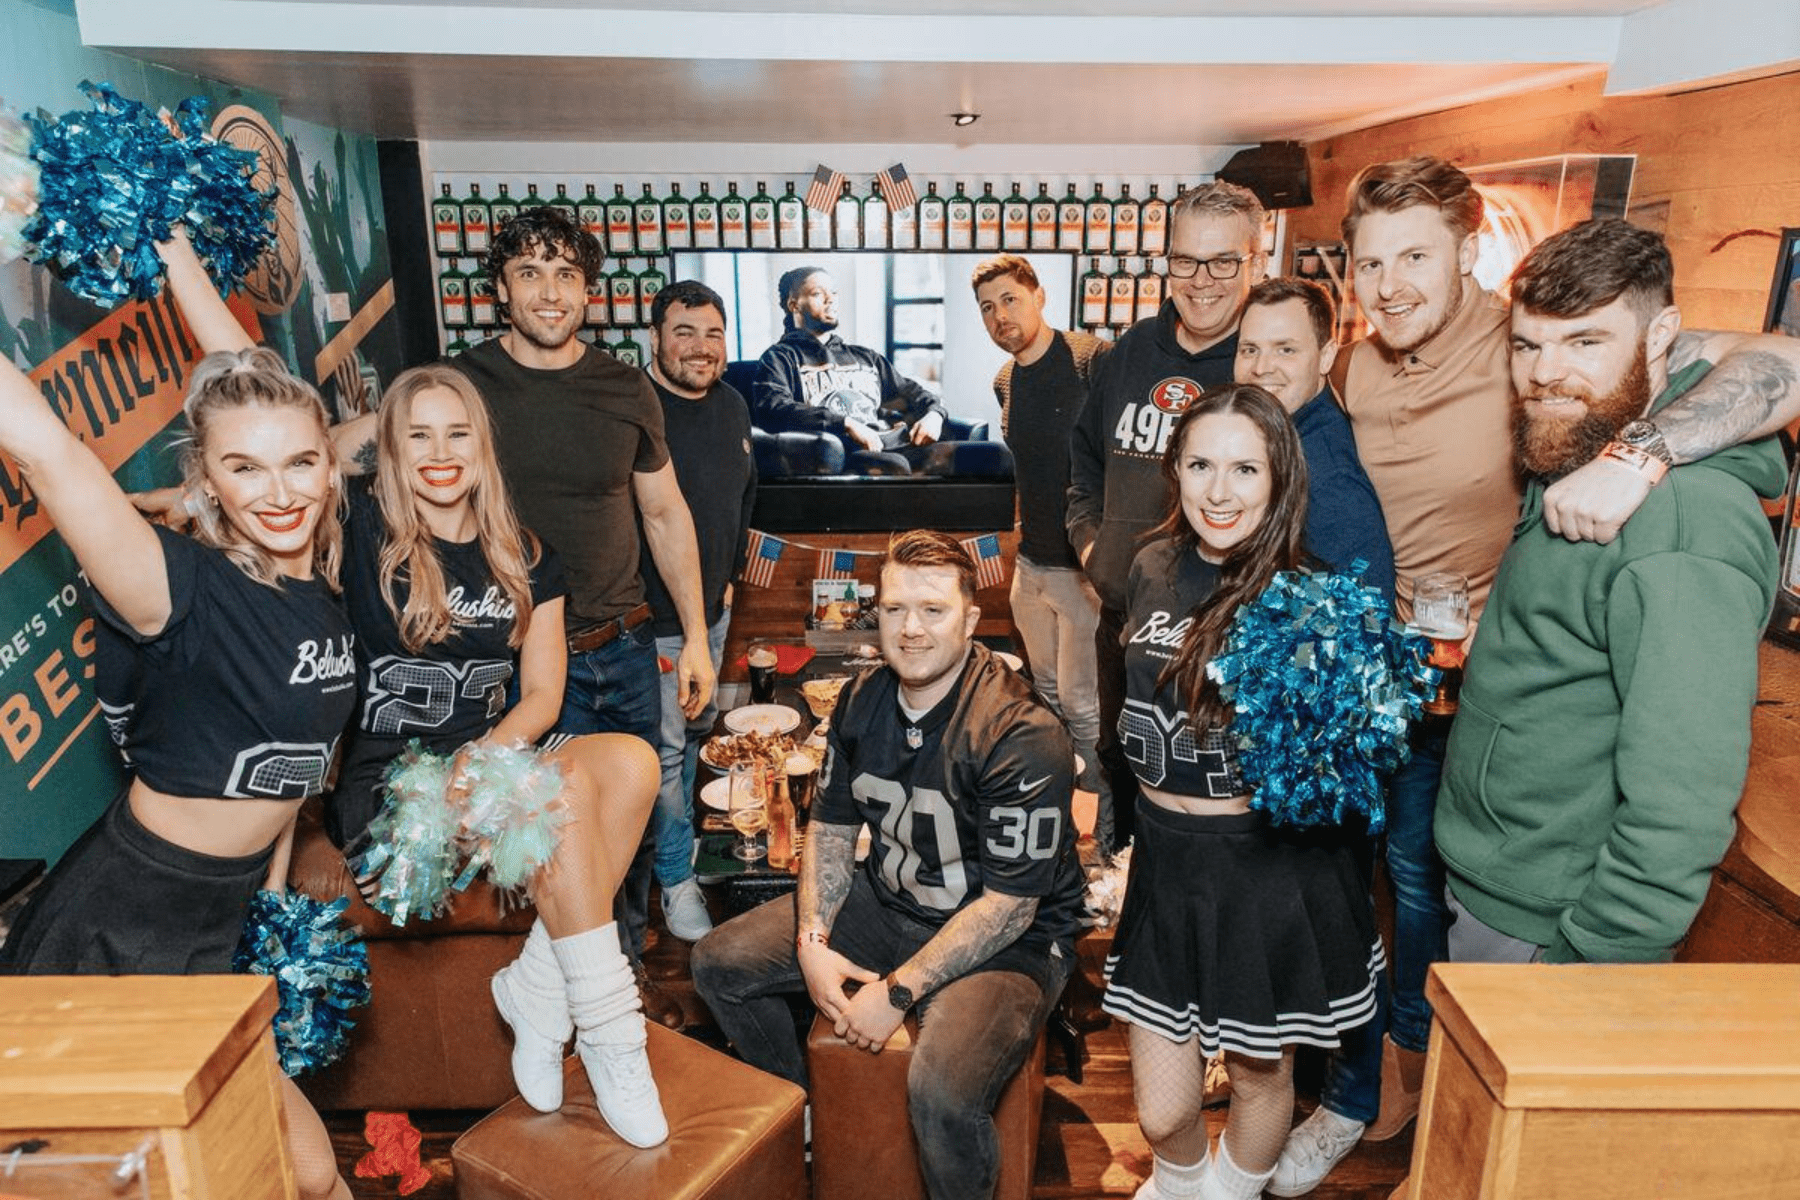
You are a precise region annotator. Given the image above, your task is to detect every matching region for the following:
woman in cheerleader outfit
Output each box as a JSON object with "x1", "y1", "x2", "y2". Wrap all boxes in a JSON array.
[
  {"x1": 1103, "y1": 385, "x2": 1383, "y2": 1200},
  {"x1": 154, "y1": 232, "x2": 668, "y2": 1147}
]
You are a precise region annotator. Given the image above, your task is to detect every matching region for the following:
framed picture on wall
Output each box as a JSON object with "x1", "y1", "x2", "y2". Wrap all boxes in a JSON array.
[{"x1": 1763, "y1": 228, "x2": 1800, "y2": 337}]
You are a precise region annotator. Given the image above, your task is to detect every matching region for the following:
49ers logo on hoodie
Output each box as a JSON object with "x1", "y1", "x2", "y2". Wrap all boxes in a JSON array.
[{"x1": 1113, "y1": 376, "x2": 1202, "y2": 455}]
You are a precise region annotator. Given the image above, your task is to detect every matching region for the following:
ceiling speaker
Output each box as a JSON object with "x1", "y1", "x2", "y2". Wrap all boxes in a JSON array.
[{"x1": 1217, "y1": 141, "x2": 1313, "y2": 210}]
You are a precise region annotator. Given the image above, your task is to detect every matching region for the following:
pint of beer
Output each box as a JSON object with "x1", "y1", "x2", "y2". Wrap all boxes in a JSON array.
[{"x1": 1411, "y1": 572, "x2": 1470, "y2": 716}]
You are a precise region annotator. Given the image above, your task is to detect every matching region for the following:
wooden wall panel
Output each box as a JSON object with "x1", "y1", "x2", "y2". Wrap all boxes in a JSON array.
[{"x1": 1288, "y1": 69, "x2": 1800, "y2": 332}]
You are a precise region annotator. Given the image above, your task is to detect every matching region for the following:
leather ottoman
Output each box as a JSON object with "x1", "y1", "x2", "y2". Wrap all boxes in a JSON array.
[
  {"x1": 452, "y1": 1023, "x2": 807, "y2": 1200},
  {"x1": 806, "y1": 1012, "x2": 1044, "y2": 1200}
]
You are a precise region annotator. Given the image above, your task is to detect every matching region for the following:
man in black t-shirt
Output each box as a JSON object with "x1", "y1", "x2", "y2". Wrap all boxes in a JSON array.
[
  {"x1": 974, "y1": 254, "x2": 1107, "y2": 794},
  {"x1": 693, "y1": 531, "x2": 1081, "y2": 1200},
  {"x1": 640, "y1": 280, "x2": 756, "y2": 943}
]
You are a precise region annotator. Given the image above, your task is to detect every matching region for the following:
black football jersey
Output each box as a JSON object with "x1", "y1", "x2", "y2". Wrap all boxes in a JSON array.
[
  {"x1": 815, "y1": 642, "x2": 1085, "y2": 954},
  {"x1": 340, "y1": 479, "x2": 567, "y2": 746},
  {"x1": 91, "y1": 525, "x2": 356, "y2": 799}
]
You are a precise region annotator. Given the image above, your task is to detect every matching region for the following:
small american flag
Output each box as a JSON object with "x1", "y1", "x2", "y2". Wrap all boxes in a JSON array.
[
  {"x1": 817, "y1": 548, "x2": 860, "y2": 581},
  {"x1": 805, "y1": 164, "x2": 845, "y2": 215},
  {"x1": 742, "y1": 530, "x2": 785, "y2": 589},
  {"x1": 962, "y1": 534, "x2": 1008, "y2": 591},
  {"x1": 876, "y1": 163, "x2": 918, "y2": 212}
]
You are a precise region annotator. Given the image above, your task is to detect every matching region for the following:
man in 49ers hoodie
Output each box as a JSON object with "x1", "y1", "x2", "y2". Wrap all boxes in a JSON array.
[{"x1": 1067, "y1": 180, "x2": 1267, "y2": 854}]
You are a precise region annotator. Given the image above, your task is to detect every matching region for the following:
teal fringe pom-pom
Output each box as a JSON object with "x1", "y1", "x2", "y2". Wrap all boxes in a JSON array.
[
  {"x1": 22, "y1": 80, "x2": 275, "y2": 305},
  {"x1": 234, "y1": 889, "x2": 371, "y2": 1077},
  {"x1": 455, "y1": 741, "x2": 569, "y2": 893},
  {"x1": 356, "y1": 743, "x2": 462, "y2": 926},
  {"x1": 1206, "y1": 566, "x2": 1437, "y2": 833}
]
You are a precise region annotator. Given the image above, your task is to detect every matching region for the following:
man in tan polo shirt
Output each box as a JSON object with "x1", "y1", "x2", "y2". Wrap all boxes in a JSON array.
[{"x1": 1270, "y1": 155, "x2": 1800, "y2": 1200}]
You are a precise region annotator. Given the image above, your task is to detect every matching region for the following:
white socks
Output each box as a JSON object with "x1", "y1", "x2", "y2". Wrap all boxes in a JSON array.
[
  {"x1": 490, "y1": 918, "x2": 573, "y2": 1112},
  {"x1": 554, "y1": 922, "x2": 669, "y2": 1148},
  {"x1": 1203, "y1": 1135, "x2": 1277, "y2": 1200},
  {"x1": 1143, "y1": 1150, "x2": 1212, "y2": 1199}
]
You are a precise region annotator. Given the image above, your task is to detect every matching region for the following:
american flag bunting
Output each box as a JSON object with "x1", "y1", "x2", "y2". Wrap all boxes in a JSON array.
[
  {"x1": 741, "y1": 530, "x2": 785, "y2": 589},
  {"x1": 817, "y1": 548, "x2": 860, "y2": 580},
  {"x1": 805, "y1": 164, "x2": 846, "y2": 214},
  {"x1": 962, "y1": 534, "x2": 1008, "y2": 591},
  {"x1": 876, "y1": 162, "x2": 918, "y2": 212}
]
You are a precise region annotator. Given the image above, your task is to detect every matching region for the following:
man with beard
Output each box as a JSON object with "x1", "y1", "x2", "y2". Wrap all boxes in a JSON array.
[
  {"x1": 1435, "y1": 218, "x2": 1782, "y2": 972},
  {"x1": 640, "y1": 280, "x2": 756, "y2": 943},
  {"x1": 1067, "y1": 180, "x2": 1266, "y2": 856},
  {"x1": 974, "y1": 254, "x2": 1108, "y2": 795},
  {"x1": 752, "y1": 266, "x2": 949, "y2": 475}
]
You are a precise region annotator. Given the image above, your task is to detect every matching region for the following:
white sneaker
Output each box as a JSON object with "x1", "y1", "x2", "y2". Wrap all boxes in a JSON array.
[
  {"x1": 491, "y1": 966, "x2": 572, "y2": 1113},
  {"x1": 662, "y1": 877, "x2": 714, "y2": 942},
  {"x1": 576, "y1": 1019, "x2": 669, "y2": 1148},
  {"x1": 1267, "y1": 1106, "x2": 1367, "y2": 1197}
]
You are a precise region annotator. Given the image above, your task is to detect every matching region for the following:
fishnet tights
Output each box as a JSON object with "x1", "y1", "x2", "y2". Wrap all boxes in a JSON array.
[
  {"x1": 532, "y1": 732, "x2": 659, "y2": 937},
  {"x1": 1128, "y1": 1025, "x2": 1296, "y2": 1176},
  {"x1": 281, "y1": 1077, "x2": 351, "y2": 1200}
]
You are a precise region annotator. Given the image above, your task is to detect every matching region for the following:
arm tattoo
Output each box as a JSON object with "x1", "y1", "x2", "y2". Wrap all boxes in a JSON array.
[
  {"x1": 1658, "y1": 348, "x2": 1797, "y2": 464},
  {"x1": 900, "y1": 892, "x2": 1039, "y2": 996},
  {"x1": 351, "y1": 436, "x2": 378, "y2": 476},
  {"x1": 798, "y1": 822, "x2": 859, "y2": 934}
]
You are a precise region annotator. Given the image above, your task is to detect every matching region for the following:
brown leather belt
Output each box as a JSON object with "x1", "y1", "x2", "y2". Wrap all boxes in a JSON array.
[{"x1": 566, "y1": 602, "x2": 654, "y2": 654}]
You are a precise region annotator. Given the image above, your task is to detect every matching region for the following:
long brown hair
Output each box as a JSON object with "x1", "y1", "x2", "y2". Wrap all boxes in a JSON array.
[
  {"x1": 372, "y1": 365, "x2": 539, "y2": 652},
  {"x1": 179, "y1": 348, "x2": 344, "y2": 590},
  {"x1": 1149, "y1": 383, "x2": 1309, "y2": 731}
]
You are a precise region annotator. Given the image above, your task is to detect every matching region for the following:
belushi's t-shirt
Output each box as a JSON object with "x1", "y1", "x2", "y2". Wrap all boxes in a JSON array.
[
  {"x1": 340, "y1": 477, "x2": 567, "y2": 746},
  {"x1": 449, "y1": 339, "x2": 666, "y2": 627},
  {"x1": 91, "y1": 525, "x2": 355, "y2": 799},
  {"x1": 814, "y1": 643, "x2": 1086, "y2": 955}
]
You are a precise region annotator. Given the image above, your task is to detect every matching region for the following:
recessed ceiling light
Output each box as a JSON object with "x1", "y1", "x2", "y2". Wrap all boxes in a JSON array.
[{"x1": 950, "y1": 112, "x2": 980, "y2": 127}]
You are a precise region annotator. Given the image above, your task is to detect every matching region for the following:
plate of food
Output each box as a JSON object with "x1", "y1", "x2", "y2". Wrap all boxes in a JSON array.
[
  {"x1": 699, "y1": 776, "x2": 732, "y2": 811},
  {"x1": 700, "y1": 729, "x2": 797, "y2": 771},
  {"x1": 723, "y1": 704, "x2": 802, "y2": 736},
  {"x1": 799, "y1": 675, "x2": 851, "y2": 720}
]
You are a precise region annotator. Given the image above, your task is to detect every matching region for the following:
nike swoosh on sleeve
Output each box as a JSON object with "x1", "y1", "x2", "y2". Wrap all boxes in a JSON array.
[{"x1": 1018, "y1": 774, "x2": 1052, "y2": 793}]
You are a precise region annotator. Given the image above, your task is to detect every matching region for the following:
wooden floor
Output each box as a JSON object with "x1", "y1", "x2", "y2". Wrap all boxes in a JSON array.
[{"x1": 325, "y1": 916, "x2": 1415, "y2": 1199}]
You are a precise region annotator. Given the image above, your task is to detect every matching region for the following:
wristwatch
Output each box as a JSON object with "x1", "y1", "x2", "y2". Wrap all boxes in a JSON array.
[
  {"x1": 1616, "y1": 419, "x2": 1674, "y2": 466},
  {"x1": 885, "y1": 974, "x2": 916, "y2": 1013}
]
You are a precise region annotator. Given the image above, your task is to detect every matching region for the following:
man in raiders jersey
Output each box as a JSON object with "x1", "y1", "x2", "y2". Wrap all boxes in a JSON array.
[{"x1": 692, "y1": 530, "x2": 1084, "y2": 1200}]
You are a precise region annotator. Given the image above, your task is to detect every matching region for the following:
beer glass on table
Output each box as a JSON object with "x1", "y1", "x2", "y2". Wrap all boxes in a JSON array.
[
  {"x1": 747, "y1": 640, "x2": 779, "y2": 705},
  {"x1": 729, "y1": 763, "x2": 769, "y2": 862},
  {"x1": 1412, "y1": 571, "x2": 1470, "y2": 716}
]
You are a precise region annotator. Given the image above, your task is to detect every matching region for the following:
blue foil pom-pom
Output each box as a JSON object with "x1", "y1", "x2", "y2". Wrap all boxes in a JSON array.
[
  {"x1": 234, "y1": 889, "x2": 372, "y2": 1077},
  {"x1": 22, "y1": 81, "x2": 274, "y2": 306},
  {"x1": 1206, "y1": 567, "x2": 1437, "y2": 833}
]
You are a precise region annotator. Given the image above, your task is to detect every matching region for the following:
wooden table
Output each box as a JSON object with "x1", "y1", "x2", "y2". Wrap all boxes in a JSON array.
[
  {"x1": 1401, "y1": 962, "x2": 1800, "y2": 1199},
  {"x1": 0, "y1": 975, "x2": 293, "y2": 1200}
]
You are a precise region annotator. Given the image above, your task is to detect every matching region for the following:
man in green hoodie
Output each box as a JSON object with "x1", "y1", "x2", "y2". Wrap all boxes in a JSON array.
[{"x1": 1435, "y1": 218, "x2": 1784, "y2": 967}]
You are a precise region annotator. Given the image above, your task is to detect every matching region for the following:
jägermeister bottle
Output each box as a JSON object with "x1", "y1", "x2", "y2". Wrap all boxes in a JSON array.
[
  {"x1": 609, "y1": 262, "x2": 639, "y2": 327},
  {"x1": 890, "y1": 187, "x2": 916, "y2": 250},
  {"x1": 550, "y1": 183, "x2": 578, "y2": 216},
  {"x1": 749, "y1": 181, "x2": 777, "y2": 249},
  {"x1": 863, "y1": 179, "x2": 890, "y2": 250},
  {"x1": 460, "y1": 183, "x2": 491, "y2": 255},
  {"x1": 1135, "y1": 260, "x2": 1165, "y2": 323},
  {"x1": 946, "y1": 181, "x2": 974, "y2": 251},
  {"x1": 1085, "y1": 183, "x2": 1112, "y2": 254},
  {"x1": 916, "y1": 182, "x2": 947, "y2": 251},
  {"x1": 971, "y1": 182, "x2": 1000, "y2": 251},
  {"x1": 1029, "y1": 183, "x2": 1057, "y2": 251},
  {"x1": 1141, "y1": 184, "x2": 1169, "y2": 257},
  {"x1": 489, "y1": 183, "x2": 520, "y2": 237},
  {"x1": 777, "y1": 181, "x2": 806, "y2": 249},
  {"x1": 636, "y1": 184, "x2": 665, "y2": 254},
  {"x1": 664, "y1": 183, "x2": 692, "y2": 250},
  {"x1": 1108, "y1": 259, "x2": 1137, "y2": 328},
  {"x1": 1002, "y1": 181, "x2": 1029, "y2": 251},
  {"x1": 806, "y1": 192, "x2": 832, "y2": 249},
  {"x1": 611, "y1": 332, "x2": 643, "y2": 369},
  {"x1": 1058, "y1": 184, "x2": 1084, "y2": 251},
  {"x1": 833, "y1": 181, "x2": 861, "y2": 250},
  {"x1": 605, "y1": 184, "x2": 635, "y2": 256},
  {"x1": 692, "y1": 183, "x2": 721, "y2": 248},
  {"x1": 1079, "y1": 257, "x2": 1107, "y2": 329},
  {"x1": 638, "y1": 260, "x2": 667, "y2": 324},
  {"x1": 439, "y1": 260, "x2": 469, "y2": 329},
  {"x1": 447, "y1": 332, "x2": 471, "y2": 356},
  {"x1": 520, "y1": 183, "x2": 545, "y2": 209},
  {"x1": 720, "y1": 182, "x2": 749, "y2": 249},
  {"x1": 585, "y1": 270, "x2": 610, "y2": 329},
  {"x1": 1113, "y1": 183, "x2": 1140, "y2": 256},
  {"x1": 433, "y1": 184, "x2": 462, "y2": 255},
  {"x1": 469, "y1": 265, "x2": 497, "y2": 327},
  {"x1": 577, "y1": 184, "x2": 606, "y2": 241}
]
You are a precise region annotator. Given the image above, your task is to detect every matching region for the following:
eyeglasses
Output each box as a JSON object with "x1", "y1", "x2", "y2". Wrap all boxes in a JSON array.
[{"x1": 1166, "y1": 254, "x2": 1251, "y2": 280}]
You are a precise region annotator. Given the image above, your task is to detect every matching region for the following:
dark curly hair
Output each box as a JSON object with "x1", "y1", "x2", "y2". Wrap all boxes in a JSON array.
[{"x1": 484, "y1": 204, "x2": 604, "y2": 318}]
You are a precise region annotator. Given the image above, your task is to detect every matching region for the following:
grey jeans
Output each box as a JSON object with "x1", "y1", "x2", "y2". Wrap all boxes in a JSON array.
[
  {"x1": 690, "y1": 871, "x2": 1072, "y2": 1200},
  {"x1": 1445, "y1": 886, "x2": 1546, "y2": 964}
]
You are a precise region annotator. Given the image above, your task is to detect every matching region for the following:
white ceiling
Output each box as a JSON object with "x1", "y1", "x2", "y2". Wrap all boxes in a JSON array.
[{"x1": 71, "y1": 0, "x2": 1800, "y2": 148}]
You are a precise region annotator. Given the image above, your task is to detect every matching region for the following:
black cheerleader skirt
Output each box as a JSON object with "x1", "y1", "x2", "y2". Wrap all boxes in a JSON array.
[
  {"x1": 0, "y1": 790, "x2": 272, "y2": 976},
  {"x1": 1101, "y1": 797, "x2": 1383, "y2": 1059}
]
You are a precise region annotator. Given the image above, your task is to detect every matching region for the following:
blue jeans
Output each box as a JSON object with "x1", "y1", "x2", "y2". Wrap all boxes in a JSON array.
[
  {"x1": 651, "y1": 611, "x2": 730, "y2": 887},
  {"x1": 1318, "y1": 718, "x2": 1450, "y2": 1122},
  {"x1": 1010, "y1": 558, "x2": 1102, "y2": 790},
  {"x1": 554, "y1": 623, "x2": 662, "y2": 956},
  {"x1": 691, "y1": 874, "x2": 1072, "y2": 1200}
]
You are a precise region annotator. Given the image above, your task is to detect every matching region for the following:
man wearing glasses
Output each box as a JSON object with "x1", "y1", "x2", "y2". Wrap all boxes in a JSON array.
[{"x1": 1066, "y1": 180, "x2": 1265, "y2": 856}]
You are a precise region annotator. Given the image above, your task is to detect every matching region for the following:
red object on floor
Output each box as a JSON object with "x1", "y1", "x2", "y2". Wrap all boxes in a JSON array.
[
  {"x1": 732, "y1": 644, "x2": 816, "y2": 675},
  {"x1": 356, "y1": 1110, "x2": 433, "y2": 1195}
]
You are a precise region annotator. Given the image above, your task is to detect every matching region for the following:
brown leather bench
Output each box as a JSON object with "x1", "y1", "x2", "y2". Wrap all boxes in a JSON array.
[
  {"x1": 452, "y1": 1023, "x2": 807, "y2": 1200},
  {"x1": 806, "y1": 1012, "x2": 1044, "y2": 1200}
]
